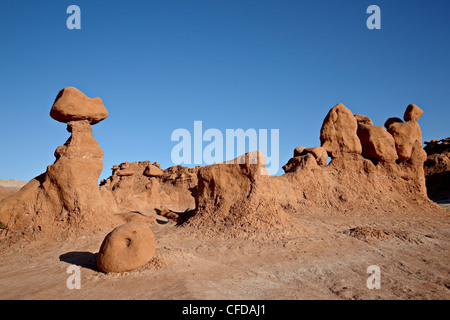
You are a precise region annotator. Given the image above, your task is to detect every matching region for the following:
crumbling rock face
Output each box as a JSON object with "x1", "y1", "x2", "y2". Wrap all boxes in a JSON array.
[
  {"x1": 283, "y1": 147, "x2": 327, "y2": 173},
  {"x1": 424, "y1": 138, "x2": 450, "y2": 200},
  {"x1": 0, "y1": 87, "x2": 118, "y2": 237},
  {"x1": 100, "y1": 161, "x2": 198, "y2": 215}
]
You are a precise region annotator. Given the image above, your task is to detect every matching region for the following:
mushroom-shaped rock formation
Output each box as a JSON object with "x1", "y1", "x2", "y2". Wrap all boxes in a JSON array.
[
  {"x1": 0, "y1": 87, "x2": 116, "y2": 236},
  {"x1": 50, "y1": 87, "x2": 108, "y2": 125}
]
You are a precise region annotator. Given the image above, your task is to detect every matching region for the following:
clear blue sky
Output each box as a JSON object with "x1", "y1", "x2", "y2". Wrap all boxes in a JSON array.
[{"x1": 1, "y1": 0, "x2": 449, "y2": 181}]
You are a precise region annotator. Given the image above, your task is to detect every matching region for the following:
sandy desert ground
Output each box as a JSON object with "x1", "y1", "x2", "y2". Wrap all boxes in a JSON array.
[{"x1": 0, "y1": 201, "x2": 448, "y2": 300}]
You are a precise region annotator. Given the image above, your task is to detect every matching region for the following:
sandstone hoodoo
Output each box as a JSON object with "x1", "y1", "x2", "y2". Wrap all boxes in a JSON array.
[
  {"x1": 97, "y1": 222, "x2": 156, "y2": 273},
  {"x1": 0, "y1": 87, "x2": 115, "y2": 236},
  {"x1": 275, "y1": 102, "x2": 437, "y2": 228},
  {"x1": 355, "y1": 114, "x2": 398, "y2": 163},
  {"x1": 385, "y1": 104, "x2": 423, "y2": 162},
  {"x1": 320, "y1": 103, "x2": 362, "y2": 158},
  {"x1": 403, "y1": 103, "x2": 424, "y2": 122}
]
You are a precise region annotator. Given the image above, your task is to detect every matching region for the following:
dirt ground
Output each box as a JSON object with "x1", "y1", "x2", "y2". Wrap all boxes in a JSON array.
[{"x1": 0, "y1": 201, "x2": 448, "y2": 300}]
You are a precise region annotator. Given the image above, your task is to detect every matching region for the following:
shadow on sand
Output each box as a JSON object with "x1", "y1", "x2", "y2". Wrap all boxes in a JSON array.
[{"x1": 59, "y1": 251, "x2": 98, "y2": 271}]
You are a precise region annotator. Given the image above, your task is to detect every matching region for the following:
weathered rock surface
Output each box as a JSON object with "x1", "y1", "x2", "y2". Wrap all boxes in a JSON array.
[
  {"x1": 387, "y1": 120, "x2": 422, "y2": 162},
  {"x1": 100, "y1": 161, "x2": 198, "y2": 215},
  {"x1": 403, "y1": 104, "x2": 424, "y2": 122},
  {"x1": 320, "y1": 103, "x2": 362, "y2": 158},
  {"x1": 384, "y1": 117, "x2": 403, "y2": 130},
  {"x1": 50, "y1": 87, "x2": 108, "y2": 125},
  {"x1": 354, "y1": 114, "x2": 374, "y2": 127},
  {"x1": 384, "y1": 104, "x2": 424, "y2": 162},
  {"x1": 97, "y1": 222, "x2": 156, "y2": 273},
  {"x1": 283, "y1": 146, "x2": 327, "y2": 173},
  {"x1": 355, "y1": 115, "x2": 398, "y2": 162},
  {"x1": 143, "y1": 164, "x2": 164, "y2": 177}
]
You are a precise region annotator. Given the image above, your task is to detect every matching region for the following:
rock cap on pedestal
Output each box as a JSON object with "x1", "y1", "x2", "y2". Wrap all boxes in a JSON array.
[{"x1": 50, "y1": 87, "x2": 108, "y2": 125}]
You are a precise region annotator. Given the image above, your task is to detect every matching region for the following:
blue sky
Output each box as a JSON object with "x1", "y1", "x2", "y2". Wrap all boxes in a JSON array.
[{"x1": 0, "y1": 0, "x2": 449, "y2": 181}]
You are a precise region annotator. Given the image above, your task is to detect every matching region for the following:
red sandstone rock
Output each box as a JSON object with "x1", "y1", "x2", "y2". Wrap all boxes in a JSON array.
[
  {"x1": 403, "y1": 104, "x2": 424, "y2": 122},
  {"x1": 320, "y1": 103, "x2": 362, "y2": 158},
  {"x1": 355, "y1": 115, "x2": 398, "y2": 162},
  {"x1": 50, "y1": 87, "x2": 108, "y2": 125},
  {"x1": 97, "y1": 222, "x2": 156, "y2": 273}
]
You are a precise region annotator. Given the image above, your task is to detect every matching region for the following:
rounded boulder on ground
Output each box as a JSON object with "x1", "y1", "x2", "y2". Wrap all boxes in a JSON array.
[{"x1": 97, "y1": 222, "x2": 156, "y2": 273}]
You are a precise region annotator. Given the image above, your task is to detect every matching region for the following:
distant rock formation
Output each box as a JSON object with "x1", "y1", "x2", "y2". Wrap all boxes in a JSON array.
[
  {"x1": 0, "y1": 180, "x2": 27, "y2": 190},
  {"x1": 424, "y1": 137, "x2": 450, "y2": 200},
  {"x1": 0, "y1": 180, "x2": 27, "y2": 201},
  {"x1": 99, "y1": 161, "x2": 198, "y2": 215}
]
